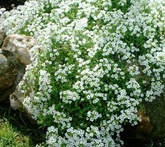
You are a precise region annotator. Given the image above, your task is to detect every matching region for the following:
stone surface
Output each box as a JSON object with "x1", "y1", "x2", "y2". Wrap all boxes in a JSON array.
[
  {"x1": 10, "y1": 86, "x2": 24, "y2": 110},
  {"x1": 0, "y1": 30, "x2": 35, "y2": 123},
  {"x1": 144, "y1": 92, "x2": 165, "y2": 139},
  {"x1": 2, "y1": 34, "x2": 35, "y2": 65},
  {"x1": 0, "y1": 51, "x2": 8, "y2": 75},
  {"x1": 0, "y1": 29, "x2": 6, "y2": 45},
  {"x1": 9, "y1": 86, "x2": 37, "y2": 124},
  {"x1": 135, "y1": 110, "x2": 153, "y2": 139},
  {"x1": 0, "y1": 49, "x2": 25, "y2": 102},
  {"x1": 0, "y1": 31, "x2": 34, "y2": 103}
]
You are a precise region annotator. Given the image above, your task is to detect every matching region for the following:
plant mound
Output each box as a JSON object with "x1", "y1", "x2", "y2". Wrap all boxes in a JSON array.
[{"x1": 0, "y1": 0, "x2": 165, "y2": 146}]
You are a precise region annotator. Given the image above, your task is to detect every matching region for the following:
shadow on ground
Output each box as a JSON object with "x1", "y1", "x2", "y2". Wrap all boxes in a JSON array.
[{"x1": 0, "y1": 101, "x2": 45, "y2": 147}]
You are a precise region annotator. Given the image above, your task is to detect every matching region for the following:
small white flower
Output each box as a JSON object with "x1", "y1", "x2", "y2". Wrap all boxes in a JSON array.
[
  {"x1": 156, "y1": 51, "x2": 165, "y2": 62},
  {"x1": 74, "y1": 18, "x2": 88, "y2": 30}
]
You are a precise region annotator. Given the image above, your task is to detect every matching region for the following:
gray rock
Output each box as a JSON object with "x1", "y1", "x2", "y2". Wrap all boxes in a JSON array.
[
  {"x1": 144, "y1": 92, "x2": 165, "y2": 139},
  {"x1": 0, "y1": 50, "x2": 8, "y2": 75},
  {"x1": 0, "y1": 29, "x2": 6, "y2": 46},
  {"x1": 2, "y1": 34, "x2": 35, "y2": 65},
  {"x1": 10, "y1": 86, "x2": 24, "y2": 110},
  {"x1": 0, "y1": 31, "x2": 36, "y2": 123},
  {"x1": 0, "y1": 32, "x2": 34, "y2": 102},
  {"x1": 0, "y1": 50, "x2": 25, "y2": 102}
]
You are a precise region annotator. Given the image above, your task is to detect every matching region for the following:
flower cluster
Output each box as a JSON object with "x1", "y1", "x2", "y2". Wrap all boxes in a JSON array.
[
  {"x1": 0, "y1": 8, "x2": 6, "y2": 16},
  {"x1": 0, "y1": 0, "x2": 165, "y2": 146}
]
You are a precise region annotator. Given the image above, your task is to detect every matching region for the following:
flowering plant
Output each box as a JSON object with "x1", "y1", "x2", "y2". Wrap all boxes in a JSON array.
[{"x1": 0, "y1": 0, "x2": 165, "y2": 146}]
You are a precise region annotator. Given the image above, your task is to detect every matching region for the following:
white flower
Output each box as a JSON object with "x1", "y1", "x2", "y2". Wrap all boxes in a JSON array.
[
  {"x1": 1, "y1": 0, "x2": 165, "y2": 146},
  {"x1": 74, "y1": 18, "x2": 88, "y2": 30},
  {"x1": 156, "y1": 51, "x2": 165, "y2": 62},
  {"x1": 86, "y1": 110, "x2": 102, "y2": 122}
]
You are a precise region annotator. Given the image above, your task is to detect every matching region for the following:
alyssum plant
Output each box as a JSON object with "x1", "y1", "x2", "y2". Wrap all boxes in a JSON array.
[{"x1": 0, "y1": 0, "x2": 165, "y2": 146}]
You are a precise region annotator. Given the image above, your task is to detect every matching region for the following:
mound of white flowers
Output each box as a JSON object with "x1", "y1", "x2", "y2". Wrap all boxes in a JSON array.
[{"x1": 1, "y1": 0, "x2": 165, "y2": 146}]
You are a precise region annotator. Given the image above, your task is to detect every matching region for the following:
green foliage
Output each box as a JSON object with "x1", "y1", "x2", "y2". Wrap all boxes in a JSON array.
[{"x1": 0, "y1": 118, "x2": 32, "y2": 147}]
